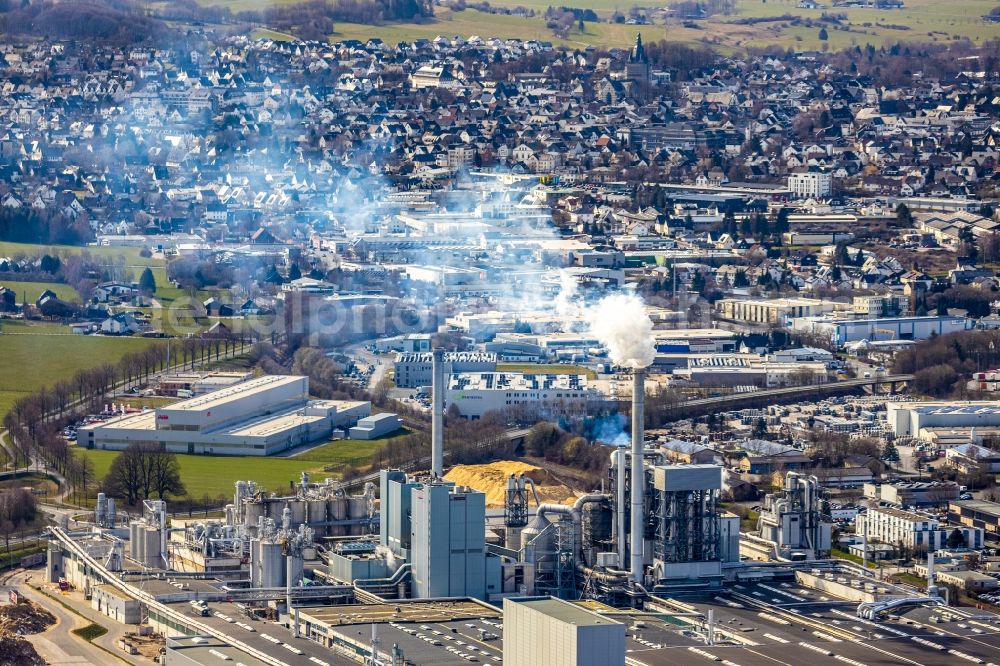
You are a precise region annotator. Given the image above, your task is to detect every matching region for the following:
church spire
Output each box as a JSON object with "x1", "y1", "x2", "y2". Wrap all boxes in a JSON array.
[{"x1": 631, "y1": 32, "x2": 647, "y2": 64}]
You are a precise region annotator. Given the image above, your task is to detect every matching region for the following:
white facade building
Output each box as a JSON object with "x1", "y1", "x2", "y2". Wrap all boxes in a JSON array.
[
  {"x1": 855, "y1": 507, "x2": 984, "y2": 552},
  {"x1": 788, "y1": 170, "x2": 832, "y2": 198},
  {"x1": 447, "y1": 372, "x2": 594, "y2": 419}
]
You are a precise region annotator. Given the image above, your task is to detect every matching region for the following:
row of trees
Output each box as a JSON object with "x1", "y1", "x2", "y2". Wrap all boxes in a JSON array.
[
  {"x1": 102, "y1": 444, "x2": 185, "y2": 504},
  {"x1": 0, "y1": 488, "x2": 38, "y2": 555},
  {"x1": 3, "y1": 334, "x2": 254, "y2": 505}
]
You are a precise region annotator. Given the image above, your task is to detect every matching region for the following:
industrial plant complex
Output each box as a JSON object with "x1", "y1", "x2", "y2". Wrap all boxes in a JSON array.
[{"x1": 32, "y1": 352, "x2": 1000, "y2": 666}]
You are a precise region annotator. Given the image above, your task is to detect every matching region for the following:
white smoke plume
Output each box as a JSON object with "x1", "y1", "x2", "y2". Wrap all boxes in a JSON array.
[{"x1": 586, "y1": 291, "x2": 656, "y2": 369}]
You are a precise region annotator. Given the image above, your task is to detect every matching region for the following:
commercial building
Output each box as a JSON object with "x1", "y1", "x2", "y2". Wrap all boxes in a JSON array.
[
  {"x1": 715, "y1": 297, "x2": 837, "y2": 325},
  {"x1": 946, "y1": 443, "x2": 1000, "y2": 474},
  {"x1": 887, "y1": 401, "x2": 1000, "y2": 438},
  {"x1": 394, "y1": 351, "x2": 497, "y2": 389},
  {"x1": 447, "y1": 372, "x2": 593, "y2": 419},
  {"x1": 949, "y1": 499, "x2": 1000, "y2": 541},
  {"x1": 79, "y1": 375, "x2": 370, "y2": 455},
  {"x1": 856, "y1": 507, "x2": 984, "y2": 553},
  {"x1": 503, "y1": 597, "x2": 625, "y2": 666},
  {"x1": 852, "y1": 294, "x2": 910, "y2": 318},
  {"x1": 672, "y1": 359, "x2": 827, "y2": 388},
  {"x1": 788, "y1": 170, "x2": 832, "y2": 198},
  {"x1": 792, "y1": 315, "x2": 969, "y2": 346},
  {"x1": 864, "y1": 480, "x2": 960, "y2": 507}
]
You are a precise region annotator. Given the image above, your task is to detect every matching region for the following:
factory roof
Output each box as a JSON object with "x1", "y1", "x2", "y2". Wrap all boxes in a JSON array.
[
  {"x1": 950, "y1": 499, "x2": 1000, "y2": 514},
  {"x1": 449, "y1": 372, "x2": 587, "y2": 392},
  {"x1": 395, "y1": 351, "x2": 497, "y2": 363},
  {"x1": 226, "y1": 411, "x2": 326, "y2": 437},
  {"x1": 162, "y1": 374, "x2": 304, "y2": 412},
  {"x1": 903, "y1": 401, "x2": 1000, "y2": 415},
  {"x1": 167, "y1": 637, "x2": 273, "y2": 666},
  {"x1": 507, "y1": 597, "x2": 622, "y2": 627}
]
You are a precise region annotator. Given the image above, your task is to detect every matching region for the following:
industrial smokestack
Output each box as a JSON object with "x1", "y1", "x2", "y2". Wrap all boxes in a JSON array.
[
  {"x1": 616, "y1": 443, "x2": 627, "y2": 569},
  {"x1": 630, "y1": 369, "x2": 645, "y2": 583},
  {"x1": 431, "y1": 348, "x2": 445, "y2": 478}
]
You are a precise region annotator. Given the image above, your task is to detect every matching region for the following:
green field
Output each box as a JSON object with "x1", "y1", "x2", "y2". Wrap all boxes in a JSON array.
[
  {"x1": 0, "y1": 321, "x2": 158, "y2": 418},
  {"x1": 0, "y1": 280, "x2": 80, "y2": 304},
  {"x1": 75, "y1": 435, "x2": 396, "y2": 499},
  {"x1": 78, "y1": 448, "x2": 330, "y2": 498},
  {"x1": 228, "y1": 0, "x2": 1000, "y2": 51}
]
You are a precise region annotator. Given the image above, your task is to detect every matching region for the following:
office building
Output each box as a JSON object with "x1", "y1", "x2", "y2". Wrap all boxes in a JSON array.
[
  {"x1": 788, "y1": 170, "x2": 832, "y2": 198},
  {"x1": 856, "y1": 507, "x2": 983, "y2": 553}
]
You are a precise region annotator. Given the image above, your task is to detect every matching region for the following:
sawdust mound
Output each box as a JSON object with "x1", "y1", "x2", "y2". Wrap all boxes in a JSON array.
[
  {"x1": 444, "y1": 460, "x2": 579, "y2": 508},
  {"x1": 0, "y1": 600, "x2": 55, "y2": 636}
]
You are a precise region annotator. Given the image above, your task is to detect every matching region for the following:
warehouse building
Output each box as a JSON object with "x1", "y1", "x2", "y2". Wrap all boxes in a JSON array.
[
  {"x1": 792, "y1": 315, "x2": 969, "y2": 346},
  {"x1": 887, "y1": 402, "x2": 1000, "y2": 438},
  {"x1": 79, "y1": 375, "x2": 370, "y2": 456},
  {"x1": 503, "y1": 597, "x2": 625, "y2": 666},
  {"x1": 394, "y1": 351, "x2": 497, "y2": 388}
]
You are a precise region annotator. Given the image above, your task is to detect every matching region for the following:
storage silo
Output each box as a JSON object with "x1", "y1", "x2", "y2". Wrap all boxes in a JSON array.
[
  {"x1": 308, "y1": 499, "x2": 327, "y2": 536},
  {"x1": 348, "y1": 496, "x2": 368, "y2": 535}
]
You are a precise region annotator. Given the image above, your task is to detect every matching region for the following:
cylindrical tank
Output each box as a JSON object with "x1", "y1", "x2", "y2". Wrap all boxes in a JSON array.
[
  {"x1": 287, "y1": 553, "x2": 304, "y2": 588},
  {"x1": 129, "y1": 521, "x2": 142, "y2": 562},
  {"x1": 289, "y1": 500, "x2": 305, "y2": 526},
  {"x1": 329, "y1": 497, "x2": 347, "y2": 520},
  {"x1": 244, "y1": 502, "x2": 265, "y2": 532},
  {"x1": 143, "y1": 527, "x2": 161, "y2": 567},
  {"x1": 253, "y1": 539, "x2": 285, "y2": 588},
  {"x1": 267, "y1": 500, "x2": 284, "y2": 521},
  {"x1": 307, "y1": 499, "x2": 326, "y2": 523},
  {"x1": 520, "y1": 514, "x2": 553, "y2": 575},
  {"x1": 348, "y1": 496, "x2": 368, "y2": 535}
]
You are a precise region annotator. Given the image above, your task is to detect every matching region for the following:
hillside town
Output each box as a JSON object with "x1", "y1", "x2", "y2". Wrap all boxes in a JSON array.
[{"x1": 8, "y1": 16, "x2": 1000, "y2": 666}]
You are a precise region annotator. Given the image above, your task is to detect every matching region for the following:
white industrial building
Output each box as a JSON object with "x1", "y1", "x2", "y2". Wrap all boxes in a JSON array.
[
  {"x1": 887, "y1": 401, "x2": 1000, "y2": 438},
  {"x1": 79, "y1": 375, "x2": 370, "y2": 455},
  {"x1": 348, "y1": 413, "x2": 402, "y2": 440},
  {"x1": 716, "y1": 297, "x2": 837, "y2": 325},
  {"x1": 856, "y1": 507, "x2": 984, "y2": 553},
  {"x1": 393, "y1": 351, "x2": 497, "y2": 388},
  {"x1": 792, "y1": 315, "x2": 969, "y2": 346},
  {"x1": 447, "y1": 372, "x2": 594, "y2": 419},
  {"x1": 503, "y1": 597, "x2": 625, "y2": 666}
]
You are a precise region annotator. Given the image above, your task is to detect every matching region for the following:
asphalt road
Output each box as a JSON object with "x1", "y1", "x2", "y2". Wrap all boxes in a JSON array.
[{"x1": 1, "y1": 571, "x2": 114, "y2": 666}]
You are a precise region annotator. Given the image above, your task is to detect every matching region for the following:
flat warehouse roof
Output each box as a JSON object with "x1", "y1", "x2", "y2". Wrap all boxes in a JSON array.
[
  {"x1": 227, "y1": 412, "x2": 326, "y2": 437},
  {"x1": 162, "y1": 375, "x2": 304, "y2": 412}
]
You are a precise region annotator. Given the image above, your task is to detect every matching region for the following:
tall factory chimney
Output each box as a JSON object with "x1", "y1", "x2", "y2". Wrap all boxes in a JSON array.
[
  {"x1": 431, "y1": 348, "x2": 445, "y2": 478},
  {"x1": 630, "y1": 369, "x2": 645, "y2": 583}
]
